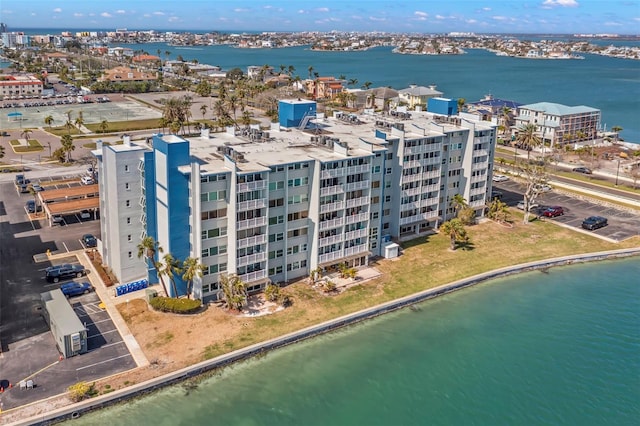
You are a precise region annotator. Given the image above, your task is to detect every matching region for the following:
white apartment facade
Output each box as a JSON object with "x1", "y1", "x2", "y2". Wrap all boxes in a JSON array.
[{"x1": 96, "y1": 104, "x2": 497, "y2": 301}]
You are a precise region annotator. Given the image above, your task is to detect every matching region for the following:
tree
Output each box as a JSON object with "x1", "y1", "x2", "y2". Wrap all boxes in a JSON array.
[
  {"x1": 219, "y1": 273, "x2": 247, "y2": 311},
  {"x1": 457, "y1": 98, "x2": 466, "y2": 113},
  {"x1": 159, "y1": 253, "x2": 182, "y2": 298},
  {"x1": 309, "y1": 267, "x2": 323, "y2": 285},
  {"x1": 136, "y1": 236, "x2": 169, "y2": 297},
  {"x1": 487, "y1": 198, "x2": 511, "y2": 223},
  {"x1": 44, "y1": 115, "x2": 54, "y2": 128},
  {"x1": 361, "y1": 81, "x2": 372, "y2": 90},
  {"x1": 21, "y1": 129, "x2": 32, "y2": 142},
  {"x1": 515, "y1": 161, "x2": 548, "y2": 224},
  {"x1": 439, "y1": 218, "x2": 469, "y2": 251},
  {"x1": 0, "y1": 145, "x2": 4, "y2": 160},
  {"x1": 515, "y1": 123, "x2": 542, "y2": 160},
  {"x1": 199, "y1": 104, "x2": 208, "y2": 121},
  {"x1": 264, "y1": 281, "x2": 281, "y2": 302},
  {"x1": 348, "y1": 78, "x2": 358, "y2": 87},
  {"x1": 449, "y1": 194, "x2": 468, "y2": 217},
  {"x1": 99, "y1": 119, "x2": 109, "y2": 134},
  {"x1": 61, "y1": 134, "x2": 75, "y2": 162},
  {"x1": 74, "y1": 111, "x2": 84, "y2": 129},
  {"x1": 611, "y1": 125, "x2": 623, "y2": 143},
  {"x1": 195, "y1": 80, "x2": 212, "y2": 97},
  {"x1": 307, "y1": 65, "x2": 314, "y2": 79},
  {"x1": 182, "y1": 257, "x2": 205, "y2": 299}
]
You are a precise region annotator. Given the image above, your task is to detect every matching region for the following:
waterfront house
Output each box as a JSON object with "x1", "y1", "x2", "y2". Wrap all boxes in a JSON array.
[
  {"x1": 398, "y1": 85, "x2": 443, "y2": 109},
  {"x1": 99, "y1": 66, "x2": 157, "y2": 83}
]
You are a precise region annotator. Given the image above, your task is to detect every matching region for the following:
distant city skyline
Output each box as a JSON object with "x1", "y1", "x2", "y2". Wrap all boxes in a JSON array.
[{"x1": 2, "y1": 0, "x2": 639, "y2": 35}]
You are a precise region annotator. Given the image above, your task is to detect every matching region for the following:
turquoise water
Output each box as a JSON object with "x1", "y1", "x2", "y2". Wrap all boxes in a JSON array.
[{"x1": 72, "y1": 258, "x2": 640, "y2": 426}]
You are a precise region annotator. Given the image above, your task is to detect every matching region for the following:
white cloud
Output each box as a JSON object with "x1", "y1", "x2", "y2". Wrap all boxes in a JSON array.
[
  {"x1": 53, "y1": 8, "x2": 62, "y2": 13},
  {"x1": 74, "y1": 12, "x2": 83, "y2": 17},
  {"x1": 31, "y1": 12, "x2": 36, "y2": 16},
  {"x1": 101, "y1": 12, "x2": 112, "y2": 18},
  {"x1": 315, "y1": 7, "x2": 330, "y2": 12},
  {"x1": 435, "y1": 15, "x2": 445, "y2": 20},
  {"x1": 116, "y1": 10, "x2": 126, "y2": 14},
  {"x1": 414, "y1": 11, "x2": 428, "y2": 17},
  {"x1": 542, "y1": 0, "x2": 579, "y2": 7},
  {"x1": 466, "y1": 19, "x2": 477, "y2": 24},
  {"x1": 482, "y1": 7, "x2": 491, "y2": 11},
  {"x1": 143, "y1": 13, "x2": 150, "y2": 18},
  {"x1": 234, "y1": 8, "x2": 250, "y2": 12},
  {"x1": 368, "y1": 16, "x2": 387, "y2": 22},
  {"x1": 153, "y1": 11, "x2": 165, "y2": 16},
  {"x1": 603, "y1": 21, "x2": 622, "y2": 26},
  {"x1": 492, "y1": 15, "x2": 508, "y2": 21},
  {"x1": 168, "y1": 16, "x2": 179, "y2": 22},
  {"x1": 88, "y1": 13, "x2": 95, "y2": 16}
]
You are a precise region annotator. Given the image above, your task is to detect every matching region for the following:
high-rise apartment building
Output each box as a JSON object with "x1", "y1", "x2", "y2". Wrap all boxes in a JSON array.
[{"x1": 95, "y1": 102, "x2": 497, "y2": 301}]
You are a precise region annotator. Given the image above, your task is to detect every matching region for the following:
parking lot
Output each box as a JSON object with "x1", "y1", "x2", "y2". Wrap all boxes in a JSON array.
[
  {"x1": 493, "y1": 180, "x2": 640, "y2": 241},
  {"x1": 0, "y1": 179, "x2": 135, "y2": 410}
]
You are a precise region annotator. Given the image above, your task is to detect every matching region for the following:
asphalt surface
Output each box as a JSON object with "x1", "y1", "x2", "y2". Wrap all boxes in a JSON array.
[{"x1": 0, "y1": 179, "x2": 134, "y2": 411}]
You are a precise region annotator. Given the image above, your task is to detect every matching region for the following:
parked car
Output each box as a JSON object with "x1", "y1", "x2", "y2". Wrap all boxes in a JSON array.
[
  {"x1": 82, "y1": 233, "x2": 97, "y2": 248},
  {"x1": 517, "y1": 201, "x2": 540, "y2": 211},
  {"x1": 45, "y1": 264, "x2": 85, "y2": 283},
  {"x1": 60, "y1": 282, "x2": 93, "y2": 298},
  {"x1": 25, "y1": 200, "x2": 36, "y2": 214},
  {"x1": 491, "y1": 190, "x2": 503, "y2": 200},
  {"x1": 582, "y1": 216, "x2": 608, "y2": 230},
  {"x1": 79, "y1": 210, "x2": 91, "y2": 220},
  {"x1": 572, "y1": 167, "x2": 593, "y2": 174},
  {"x1": 492, "y1": 174, "x2": 509, "y2": 182},
  {"x1": 534, "y1": 184, "x2": 552, "y2": 192},
  {"x1": 51, "y1": 214, "x2": 64, "y2": 225},
  {"x1": 80, "y1": 176, "x2": 95, "y2": 185},
  {"x1": 542, "y1": 206, "x2": 564, "y2": 217},
  {"x1": 31, "y1": 183, "x2": 44, "y2": 192}
]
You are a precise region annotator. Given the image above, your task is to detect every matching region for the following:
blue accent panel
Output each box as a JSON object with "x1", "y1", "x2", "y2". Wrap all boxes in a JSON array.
[
  {"x1": 143, "y1": 150, "x2": 158, "y2": 285},
  {"x1": 151, "y1": 134, "x2": 191, "y2": 297},
  {"x1": 428, "y1": 98, "x2": 458, "y2": 116},
  {"x1": 278, "y1": 100, "x2": 316, "y2": 128},
  {"x1": 375, "y1": 129, "x2": 387, "y2": 140}
]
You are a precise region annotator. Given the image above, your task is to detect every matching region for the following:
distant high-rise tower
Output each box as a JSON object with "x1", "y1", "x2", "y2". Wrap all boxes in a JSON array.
[{"x1": 0, "y1": 23, "x2": 7, "y2": 33}]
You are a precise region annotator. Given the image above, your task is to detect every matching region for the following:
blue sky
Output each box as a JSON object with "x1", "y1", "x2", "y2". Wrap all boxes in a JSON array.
[{"x1": 3, "y1": 0, "x2": 639, "y2": 34}]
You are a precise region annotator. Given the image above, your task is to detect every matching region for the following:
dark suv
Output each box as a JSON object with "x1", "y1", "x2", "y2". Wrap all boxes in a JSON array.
[
  {"x1": 45, "y1": 264, "x2": 85, "y2": 283},
  {"x1": 581, "y1": 216, "x2": 608, "y2": 231}
]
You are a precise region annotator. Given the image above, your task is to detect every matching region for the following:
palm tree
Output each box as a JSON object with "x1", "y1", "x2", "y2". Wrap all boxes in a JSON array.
[
  {"x1": 515, "y1": 123, "x2": 542, "y2": 160},
  {"x1": 0, "y1": 145, "x2": 5, "y2": 160},
  {"x1": 182, "y1": 257, "x2": 205, "y2": 299},
  {"x1": 44, "y1": 115, "x2": 54, "y2": 128},
  {"x1": 500, "y1": 106, "x2": 512, "y2": 136},
  {"x1": 361, "y1": 81, "x2": 372, "y2": 90},
  {"x1": 99, "y1": 119, "x2": 109, "y2": 134},
  {"x1": 219, "y1": 273, "x2": 247, "y2": 311},
  {"x1": 457, "y1": 98, "x2": 466, "y2": 114},
  {"x1": 348, "y1": 78, "x2": 358, "y2": 87},
  {"x1": 611, "y1": 125, "x2": 623, "y2": 143},
  {"x1": 74, "y1": 111, "x2": 84, "y2": 130},
  {"x1": 307, "y1": 65, "x2": 314, "y2": 79},
  {"x1": 159, "y1": 253, "x2": 182, "y2": 298},
  {"x1": 440, "y1": 218, "x2": 469, "y2": 251},
  {"x1": 21, "y1": 129, "x2": 32, "y2": 142},
  {"x1": 199, "y1": 104, "x2": 208, "y2": 121},
  {"x1": 60, "y1": 134, "x2": 75, "y2": 162},
  {"x1": 136, "y1": 236, "x2": 169, "y2": 297},
  {"x1": 450, "y1": 194, "x2": 468, "y2": 217}
]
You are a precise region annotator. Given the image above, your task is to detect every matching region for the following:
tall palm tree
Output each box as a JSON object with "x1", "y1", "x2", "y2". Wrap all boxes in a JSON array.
[
  {"x1": 44, "y1": 115, "x2": 54, "y2": 128},
  {"x1": 361, "y1": 81, "x2": 372, "y2": 90},
  {"x1": 182, "y1": 257, "x2": 205, "y2": 299},
  {"x1": 0, "y1": 145, "x2": 5, "y2": 160},
  {"x1": 74, "y1": 111, "x2": 84, "y2": 130},
  {"x1": 219, "y1": 274, "x2": 247, "y2": 311},
  {"x1": 159, "y1": 253, "x2": 182, "y2": 298},
  {"x1": 21, "y1": 129, "x2": 32, "y2": 142},
  {"x1": 500, "y1": 106, "x2": 512, "y2": 136},
  {"x1": 199, "y1": 104, "x2": 208, "y2": 121},
  {"x1": 348, "y1": 78, "x2": 358, "y2": 87},
  {"x1": 136, "y1": 236, "x2": 169, "y2": 297},
  {"x1": 450, "y1": 194, "x2": 468, "y2": 217},
  {"x1": 99, "y1": 119, "x2": 109, "y2": 134},
  {"x1": 307, "y1": 65, "x2": 314, "y2": 79},
  {"x1": 440, "y1": 218, "x2": 469, "y2": 251},
  {"x1": 515, "y1": 123, "x2": 542, "y2": 160},
  {"x1": 457, "y1": 98, "x2": 466, "y2": 114},
  {"x1": 60, "y1": 134, "x2": 75, "y2": 162},
  {"x1": 611, "y1": 125, "x2": 623, "y2": 143}
]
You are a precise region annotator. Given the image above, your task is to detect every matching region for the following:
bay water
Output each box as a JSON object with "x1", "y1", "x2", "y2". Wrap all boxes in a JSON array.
[{"x1": 71, "y1": 257, "x2": 640, "y2": 426}]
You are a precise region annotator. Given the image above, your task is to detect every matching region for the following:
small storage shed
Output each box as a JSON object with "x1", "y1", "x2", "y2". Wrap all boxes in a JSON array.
[
  {"x1": 41, "y1": 289, "x2": 88, "y2": 358},
  {"x1": 383, "y1": 242, "x2": 400, "y2": 259}
]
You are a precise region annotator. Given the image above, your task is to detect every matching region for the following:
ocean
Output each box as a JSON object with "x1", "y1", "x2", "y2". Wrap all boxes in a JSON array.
[
  {"x1": 70, "y1": 257, "x2": 640, "y2": 426},
  {"x1": 116, "y1": 43, "x2": 640, "y2": 144}
]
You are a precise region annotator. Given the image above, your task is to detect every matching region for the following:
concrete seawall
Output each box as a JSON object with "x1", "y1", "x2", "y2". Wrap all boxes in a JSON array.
[{"x1": 14, "y1": 248, "x2": 640, "y2": 426}]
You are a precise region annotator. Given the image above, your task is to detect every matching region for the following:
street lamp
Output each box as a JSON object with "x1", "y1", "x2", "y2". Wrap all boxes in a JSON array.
[{"x1": 615, "y1": 159, "x2": 621, "y2": 186}]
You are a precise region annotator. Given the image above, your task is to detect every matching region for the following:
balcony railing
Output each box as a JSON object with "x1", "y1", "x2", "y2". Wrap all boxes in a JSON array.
[
  {"x1": 343, "y1": 180, "x2": 370, "y2": 192},
  {"x1": 473, "y1": 149, "x2": 489, "y2": 157},
  {"x1": 346, "y1": 164, "x2": 370, "y2": 175},
  {"x1": 237, "y1": 216, "x2": 267, "y2": 231},
  {"x1": 470, "y1": 199, "x2": 486, "y2": 208},
  {"x1": 401, "y1": 186, "x2": 422, "y2": 197},
  {"x1": 319, "y1": 217, "x2": 344, "y2": 231},
  {"x1": 319, "y1": 250, "x2": 344, "y2": 264},
  {"x1": 471, "y1": 161, "x2": 489, "y2": 171},
  {"x1": 237, "y1": 234, "x2": 267, "y2": 249},
  {"x1": 401, "y1": 173, "x2": 422, "y2": 183},
  {"x1": 318, "y1": 234, "x2": 343, "y2": 247},
  {"x1": 470, "y1": 186, "x2": 486, "y2": 196},
  {"x1": 344, "y1": 228, "x2": 367, "y2": 241},
  {"x1": 344, "y1": 244, "x2": 368, "y2": 257},
  {"x1": 471, "y1": 174, "x2": 486, "y2": 183},
  {"x1": 239, "y1": 269, "x2": 267, "y2": 284},
  {"x1": 237, "y1": 252, "x2": 267, "y2": 268},
  {"x1": 320, "y1": 185, "x2": 344, "y2": 197},
  {"x1": 236, "y1": 180, "x2": 267, "y2": 192},
  {"x1": 321, "y1": 168, "x2": 345, "y2": 179},
  {"x1": 345, "y1": 212, "x2": 369, "y2": 225},
  {"x1": 345, "y1": 196, "x2": 369, "y2": 209},
  {"x1": 237, "y1": 198, "x2": 267, "y2": 212},
  {"x1": 422, "y1": 169, "x2": 440, "y2": 179},
  {"x1": 320, "y1": 200, "x2": 344, "y2": 214}
]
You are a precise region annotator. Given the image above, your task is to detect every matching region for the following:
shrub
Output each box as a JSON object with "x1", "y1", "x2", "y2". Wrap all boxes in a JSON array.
[
  {"x1": 264, "y1": 282, "x2": 281, "y2": 302},
  {"x1": 68, "y1": 382, "x2": 96, "y2": 402},
  {"x1": 150, "y1": 296, "x2": 201, "y2": 314}
]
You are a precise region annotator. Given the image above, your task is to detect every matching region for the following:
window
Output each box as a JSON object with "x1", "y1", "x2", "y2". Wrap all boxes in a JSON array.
[
  {"x1": 269, "y1": 181, "x2": 284, "y2": 191},
  {"x1": 125, "y1": 200, "x2": 130, "y2": 207},
  {"x1": 287, "y1": 194, "x2": 309, "y2": 205},
  {"x1": 269, "y1": 198, "x2": 284, "y2": 208},
  {"x1": 268, "y1": 249, "x2": 283, "y2": 259},
  {"x1": 386, "y1": 168, "x2": 392, "y2": 175},
  {"x1": 371, "y1": 180, "x2": 380, "y2": 188},
  {"x1": 287, "y1": 228, "x2": 308, "y2": 238},
  {"x1": 269, "y1": 215, "x2": 284, "y2": 225},
  {"x1": 126, "y1": 217, "x2": 131, "y2": 224},
  {"x1": 385, "y1": 195, "x2": 391, "y2": 202},
  {"x1": 268, "y1": 232, "x2": 284, "y2": 242},
  {"x1": 127, "y1": 234, "x2": 132, "y2": 242},
  {"x1": 268, "y1": 265, "x2": 284, "y2": 275},
  {"x1": 287, "y1": 211, "x2": 309, "y2": 221},
  {"x1": 202, "y1": 227, "x2": 227, "y2": 240},
  {"x1": 288, "y1": 177, "x2": 309, "y2": 187},
  {"x1": 124, "y1": 165, "x2": 129, "y2": 172},
  {"x1": 371, "y1": 196, "x2": 380, "y2": 204},
  {"x1": 128, "y1": 251, "x2": 132, "y2": 258},
  {"x1": 372, "y1": 165, "x2": 380, "y2": 173},
  {"x1": 125, "y1": 182, "x2": 130, "y2": 190}
]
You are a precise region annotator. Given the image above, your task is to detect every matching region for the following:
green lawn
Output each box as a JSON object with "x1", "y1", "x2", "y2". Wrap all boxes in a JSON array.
[
  {"x1": 48, "y1": 126, "x2": 81, "y2": 136},
  {"x1": 85, "y1": 118, "x2": 162, "y2": 133},
  {"x1": 9, "y1": 139, "x2": 44, "y2": 153}
]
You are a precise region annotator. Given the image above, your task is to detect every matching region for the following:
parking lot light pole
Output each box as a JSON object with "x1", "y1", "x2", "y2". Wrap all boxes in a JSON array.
[{"x1": 615, "y1": 159, "x2": 621, "y2": 186}]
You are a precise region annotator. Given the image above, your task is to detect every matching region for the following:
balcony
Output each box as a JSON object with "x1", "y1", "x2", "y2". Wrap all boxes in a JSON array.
[
  {"x1": 402, "y1": 186, "x2": 422, "y2": 197},
  {"x1": 237, "y1": 234, "x2": 267, "y2": 249},
  {"x1": 239, "y1": 269, "x2": 267, "y2": 284},
  {"x1": 237, "y1": 216, "x2": 267, "y2": 231},
  {"x1": 422, "y1": 169, "x2": 440, "y2": 179},
  {"x1": 320, "y1": 200, "x2": 344, "y2": 214},
  {"x1": 470, "y1": 199, "x2": 486, "y2": 208},
  {"x1": 422, "y1": 183, "x2": 440, "y2": 193},
  {"x1": 237, "y1": 198, "x2": 267, "y2": 212},
  {"x1": 422, "y1": 156, "x2": 442, "y2": 166},
  {"x1": 319, "y1": 250, "x2": 344, "y2": 264},
  {"x1": 236, "y1": 180, "x2": 267, "y2": 193},
  {"x1": 344, "y1": 228, "x2": 367, "y2": 241},
  {"x1": 319, "y1": 234, "x2": 343, "y2": 247},
  {"x1": 345, "y1": 196, "x2": 369, "y2": 209},
  {"x1": 237, "y1": 252, "x2": 267, "y2": 268},
  {"x1": 320, "y1": 185, "x2": 344, "y2": 197},
  {"x1": 345, "y1": 212, "x2": 368, "y2": 225},
  {"x1": 471, "y1": 174, "x2": 486, "y2": 183},
  {"x1": 343, "y1": 180, "x2": 370, "y2": 192},
  {"x1": 470, "y1": 186, "x2": 486, "y2": 196},
  {"x1": 471, "y1": 161, "x2": 489, "y2": 171},
  {"x1": 344, "y1": 244, "x2": 368, "y2": 257},
  {"x1": 321, "y1": 168, "x2": 345, "y2": 179},
  {"x1": 473, "y1": 149, "x2": 489, "y2": 157},
  {"x1": 319, "y1": 217, "x2": 344, "y2": 231},
  {"x1": 346, "y1": 164, "x2": 370, "y2": 175},
  {"x1": 401, "y1": 173, "x2": 422, "y2": 184},
  {"x1": 404, "y1": 160, "x2": 422, "y2": 169}
]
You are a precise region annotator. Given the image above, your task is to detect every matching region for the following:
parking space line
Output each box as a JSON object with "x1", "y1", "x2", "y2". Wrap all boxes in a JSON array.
[
  {"x1": 76, "y1": 353, "x2": 131, "y2": 371},
  {"x1": 86, "y1": 340, "x2": 126, "y2": 353},
  {"x1": 62, "y1": 242, "x2": 69, "y2": 252},
  {"x1": 90, "y1": 318, "x2": 113, "y2": 325},
  {"x1": 88, "y1": 329, "x2": 118, "y2": 339}
]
